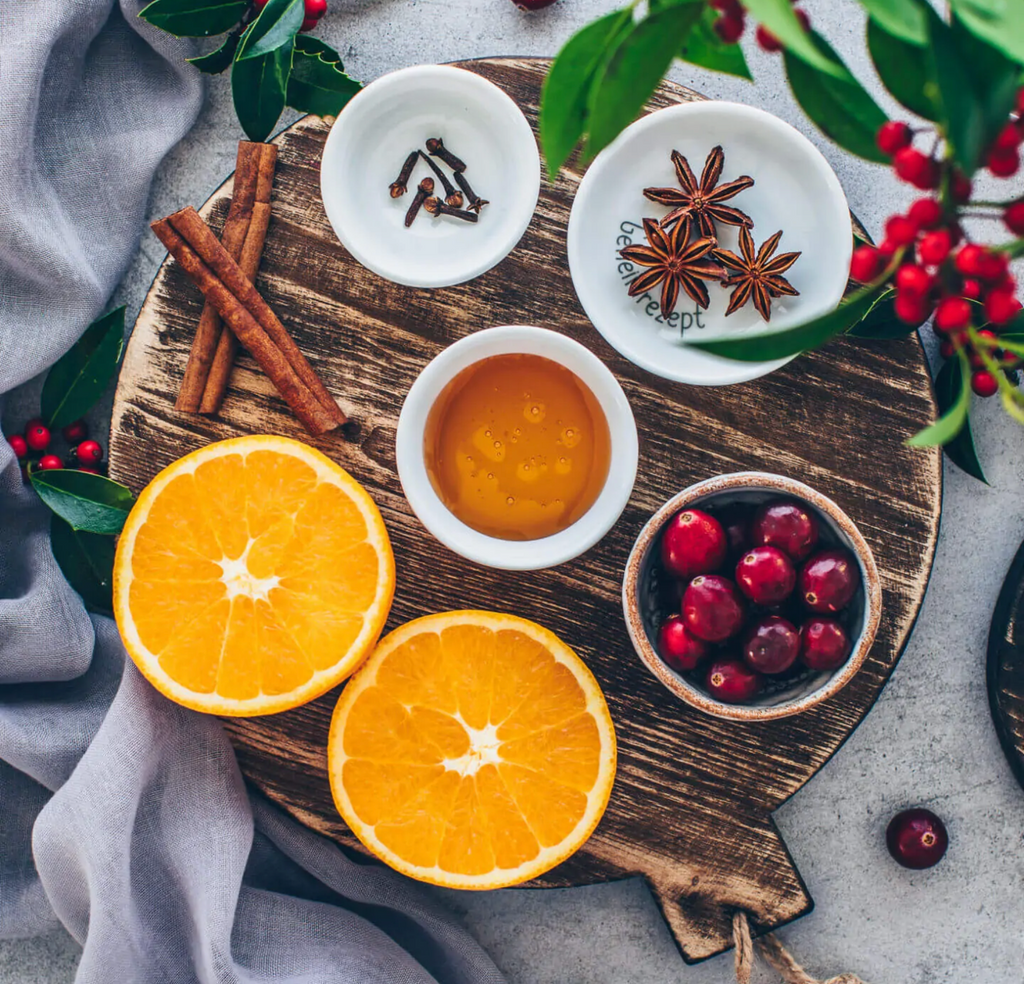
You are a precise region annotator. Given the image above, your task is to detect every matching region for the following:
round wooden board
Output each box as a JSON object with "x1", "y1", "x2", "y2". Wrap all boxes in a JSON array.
[{"x1": 109, "y1": 58, "x2": 941, "y2": 964}]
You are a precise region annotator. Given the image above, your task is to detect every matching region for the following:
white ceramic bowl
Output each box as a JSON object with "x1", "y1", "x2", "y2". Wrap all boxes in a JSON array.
[
  {"x1": 568, "y1": 101, "x2": 852, "y2": 386},
  {"x1": 395, "y1": 326, "x2": 638, "y2": 570},
  {"x1": 320, "y1": 65, "x2": 541, "y2": 288}
]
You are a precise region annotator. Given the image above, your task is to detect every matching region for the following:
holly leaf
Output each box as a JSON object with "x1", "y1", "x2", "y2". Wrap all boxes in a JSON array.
[
  {"x1": 30, "y1": 470, "x2": 134, "y2": 536},
  {"x1": 585, "y1": 2, "x2": 705, "y2": 162},
  {"x1": 138, "y1": 0, "x2": 247, "y2": 38},
  {"x1": 783, "y1": 31, "x2": 890, "y2": 163},
  {"x1": 907, "y1": 350, "x2": 971, "y2": 446},
  {"x1": 686, "y1": 284, "x2": 886, "y2": 362},
  {"x1": 950, "y1": 0, "x2": 1024, "y2": 67},
  {"x1": 236, "y1": 0, "x2": 304, "y2": 61},
  {"x1": 49, "y1": 516, "x2": 115, "y2": 614},
  {"x1": 677, "y1": 7, "x2": 752, "y2": 81},
  {"x1": 846, "y1": 289, "x2": 917, "y2": 338},
  {"x1": 741, "y1": 0, "x2": 847, "y2": 77},
  {"x1": 41, "y1": 307, "x2": 125, "y2": 430},
  {"x1": 188, "y1": 31, "x2": 241, "y2": 75},
  {"x1": 539, "y1": 8, "x2": 634, "y2": 176},
  {"x1": 287, "y1": 36, "x2": 362, "y2": 118},
  {"x1": 934, "y1": 355, "x2": 988, "y2": 482},
  {"x1": 866, "y1": 17, "x2": 941, "y2": 121},
  {"x1": 856, "y1": 0, "x2": 927, "y2": 45}
]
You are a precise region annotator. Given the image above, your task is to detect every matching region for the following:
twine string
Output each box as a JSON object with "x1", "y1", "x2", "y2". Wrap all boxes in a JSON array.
[{"x1": 732, "y1": 911, "x2": 869, "y2": 984}]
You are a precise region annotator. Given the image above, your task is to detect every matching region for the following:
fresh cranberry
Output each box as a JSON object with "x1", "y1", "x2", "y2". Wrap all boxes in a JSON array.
[
  {"x1": 682, "y1": 575, "x2": 745, "y2": 642},
  {"x1": 305, "y1": 0, "x2": 327, "y2": 16},
  {"x1": 8, "y1": 435, "x2": 28, "y2": 459},
  {"x1": 735, "y1": 546, "x2": 796, "y2": 605},
  {"x1": 1005, "y1": 202, "x2": 1024, "y2": 236},
  {"x1": 752, "y1": 499, "x2": 819, "y2": 563},
  {"x1": 714, "y1": 11, "x2": 746, "y2": 42},
  {"x1": 61, "y1": 419, "x2": 88, "y2": 443},
  {"x1": 917, "y1": 229, "x2": 951, "y2": 266},
  {"x1": 800, "y1": 549, "x2": 858, "y2": 613},
  {"x1": 755, "y1": 23, "x2": 783, "y2": 51},
  {"x1": 949, "y1": 170, "x2": 973, "y2": 203},
  {"x1": 895, "y1": 264, "x2": 931, "y2": 296},
  {"x1": 37, "y1": 454, "x2": 63, "y2": 471},
  {"x1": 987, "y1": 145, "x2": 1020, "y2": 177},
  {"x1": 971, "y1": 370, "x2": 999, "y2": 398},
  {"x1": 876, "y1": 121, "x2": 913, "y2": 156},
  {"x1": 954, "y1": 244, "x2": 986, "y2": 277},
  {"x1": 934, "y1": 296, "x2": 971, "y2": 333},
  {"x1": 24, "y1": 422, "x2": 50, "y2": 452},
  {"x1": 884, "y1": 215, "x2": 917, "y2": 248},
  {"x1": 657, "y1": 614, "x2": 709, "y2": 672},
  {"x1": 299, "y1": 14, "x2": 318, "y2": 29},
  {"x1": 849, "y1": 245, "x2": 881, "y2": 283},
  {"x1": 876, "y1": 239, "x2": 898, "y2": 264},
  {"x1": 893, "y1": 148, "x2": 939, "y2": 189},
  {"x1": 800, "y1": 617, "x2": 851, "y2": 670},
  {"x1": 705, "y1": 657, "x2": 762, "y2": 704},
  {"x1": 977, "y1": 249, "x2": 1009, "y2": 283},
  {"x1": 75, "y1": 439, "x2": 103, "y2": 464},
  {"x1": 907, "y1": 198, "x2": 943, "y2": 230},
  {"x1": 960, "y1": 278, "x2": 982, "y2": 301},
  {"x1": 894, "y1": 292, "x2": 930, "y2": 325},
  {"x1": 743, "y1": 615, "x2": 800, "y2": 674},
  {"x1": 993, "y1": 121, "x2": 1021, "y2": 151},
  {"x1": 886, "y1": 808, "x2": 948, "y2": 869},
  {"x1": 986, "y1": 289, "x2": 1021, "y2": 326},
  {"x1": 661, "y1": 509, "x2": 727, "y2": 580}
]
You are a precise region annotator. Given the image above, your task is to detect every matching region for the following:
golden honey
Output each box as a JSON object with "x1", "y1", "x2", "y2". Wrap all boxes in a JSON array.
[{"x1": 424, "y1": 353, "x2": 612, "y2": 540}]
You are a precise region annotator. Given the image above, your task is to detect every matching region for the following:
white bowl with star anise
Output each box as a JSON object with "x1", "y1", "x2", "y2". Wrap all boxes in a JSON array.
[{"x1": 567, "y1": 101, "x2": 852, "y2": 386}]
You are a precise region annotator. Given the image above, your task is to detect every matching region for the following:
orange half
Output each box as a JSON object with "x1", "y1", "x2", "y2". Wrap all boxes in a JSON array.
[{"x1": 113, "y1": 435, "x2": 395, "y2": 716}]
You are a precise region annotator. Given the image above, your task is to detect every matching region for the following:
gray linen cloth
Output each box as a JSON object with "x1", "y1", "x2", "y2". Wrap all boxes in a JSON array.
[{"x1": 0, "y1": 3, "x2": 506, "y2": 981}]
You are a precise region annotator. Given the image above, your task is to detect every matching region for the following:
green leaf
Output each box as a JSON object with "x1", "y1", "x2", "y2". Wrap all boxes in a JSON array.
[
  {"x1": 49, "y1": 515, "x2": 115, "y2": 614},
  {"x1": 951, "y1": 0, "x2": 1024, "y2": 67},
  {"x1": 188, "y1": 31, "x2": 241, "y2": 74},
  {"x1": 286, "y1": 36, "x2": 362, "y2": 117},
  {"x1": 935, "y1": 356, "x2": 988, "y2": 482},
  {"x1": 41, "y1": 307, "x2": 125, "y2": 430},
  {"x1": 585, "y1": 2, "x2": 705, "y2": 162},
  {"x1": 996, "y1": 237, "x2": 1024, "y2": 259},
  {"x1": 232, "y1": 25, "x2": 293, "y2": 143},
  {"x1": 138, "y1": 0, "x2": 247, "y2": 37},
  {"x1": 677, "y1": 7, "x2": 752, "y2": 81},
  {"x1": 783, "y1": 31, "x2": 890, "y2": 163},
  {"x1": 30, "y1": 470, "x2": 134, "y2": 536},
  {"x1": 236, "y1": 0, "x2": 304, "y2": 61},
  {"x1": 846, "y1": 289, "x2": 917, "y2": 338},
  {"x1": 686, "y1": 284, "x2": 886, "y2": 362},
  {"x1": 857, "y1": 0, "x2": 927, "y2": 45},
  {"x1": 741, "y1": 0, "x2": 848, "y2": 77},
  {"x1": 866, "y1": 17, "x2": 940, "y2": 121},
  {"x1": 907, "y1": 350, "x2": 971, "y2": 446},
  {"x1": 539, "y1": 8, "x2": 634, "y2": 176}
]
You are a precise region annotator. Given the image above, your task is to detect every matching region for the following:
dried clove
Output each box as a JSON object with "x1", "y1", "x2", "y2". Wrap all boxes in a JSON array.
[
  {"x1": 389, "y1": 151, "x2": 419, "y2": 198},
  {"x1": 423, "y1": 197, "x2": 479, "y2": 223},
  {"x1": 405, "y1": 177, "x2": 434, "y2": 227},
  {"x1": 454, "y1": 171, "x2": 489, "y2": 214},
  {"x1": 418, "y1": 151, "x2": 464, "y2": 208},
  {"x1": 426, "y1": 137, "x2": 467, "y2": 173}
]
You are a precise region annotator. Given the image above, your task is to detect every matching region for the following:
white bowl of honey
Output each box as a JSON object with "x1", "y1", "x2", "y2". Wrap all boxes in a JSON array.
[{"x1": 396, "y1": 326, "x2": 638, "y2": 570}]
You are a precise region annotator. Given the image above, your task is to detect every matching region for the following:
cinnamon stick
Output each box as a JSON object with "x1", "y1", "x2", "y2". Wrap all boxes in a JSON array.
[
  {"x1": 151, "y1": 208, "x2": 345, "y2": 435},
  {"x1": 175, "y1": 142, "x2": 267, "y2": 412}
]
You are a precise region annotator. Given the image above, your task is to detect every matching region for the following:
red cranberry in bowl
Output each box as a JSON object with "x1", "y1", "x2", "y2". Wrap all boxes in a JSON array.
[
  {"x1": 657, "y1": 615, "x2": 709, "y2": 672},
  {"x1": 800, "y1": 617, "x2": 851, "y2": 670},
  {"x1": 682, "y1": 575, "x2": 745, "y2": 642},
  {"x1": 660, "y1": 509, "x2": 727, "y2": 580},
  {"x1": 742, "y1": 615, "x2": 800, "y2": 674},
  {"x1": 886, "y1": 808, "x2": 948, "y2": 869},
  {"x1": 751, "y1": 499, "x2": 819, "y2": 563},
  {"x1": 735, "y1": 546, "x2": 796, "y2": 605},
  {"x1": 800, "y1": 549, "x2": 858, "y2": 613},
  {"x1": 705, "y1": 657, "x2": 762, "y2": 703}
]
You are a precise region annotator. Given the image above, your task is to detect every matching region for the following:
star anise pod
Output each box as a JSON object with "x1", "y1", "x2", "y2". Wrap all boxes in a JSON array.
[
  {"x1": 715, "y1": 227, "x2": 801, "y2": 322},
  {"x1": 643, "y1": 146, "x2": 754, "y2": 239},
  {"x1": 619, "y1": 217, "x2": 726, "y2": 317}
]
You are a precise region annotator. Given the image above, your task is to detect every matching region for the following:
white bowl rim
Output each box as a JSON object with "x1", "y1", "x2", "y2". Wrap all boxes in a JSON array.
[
  {"x1": 567, "y1": 99, "x2": 853, "y2": 386},
  {"x1": 395, "y1": 326, "x2": 639, "y2": 570},
  {"x1": 319, "y1": 64, "x2": 541, "y2": 289}
]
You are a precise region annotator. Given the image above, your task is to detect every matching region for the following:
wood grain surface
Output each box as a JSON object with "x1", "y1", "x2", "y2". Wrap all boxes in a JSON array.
[
  {"x1": 987, "y1": 538, "x2": 1024, "y2": 790},
  {"x1": 108, "y1": 58, "x2": 942, "y2": 963}
]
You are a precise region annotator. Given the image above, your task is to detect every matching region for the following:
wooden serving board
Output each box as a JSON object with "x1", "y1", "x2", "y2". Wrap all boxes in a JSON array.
[{"x1": 109, "y1": 58, "x2": 942, "y2": 963}]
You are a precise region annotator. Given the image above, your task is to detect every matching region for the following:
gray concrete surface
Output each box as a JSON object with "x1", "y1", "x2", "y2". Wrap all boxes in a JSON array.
[{"x1": 4, "y1": 1, "x2": 1024, "y2": 981}]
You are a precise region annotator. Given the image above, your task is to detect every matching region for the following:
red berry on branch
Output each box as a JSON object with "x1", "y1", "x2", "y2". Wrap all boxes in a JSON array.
[
  {"x1": 8, "y1": 435, "x2": 28, "y2": 459},
  {"x1": 1004, "y1": 201, "x2": 1024, "y2": 236},
  {"x1": 918, "y1": 228, "x2": 952, "y2": 266},
  {"x1": 886, "y1": 808, "x2": 948, "y2": 869},
  {"x1": 938, "y1": 338, "x2": 955, "y2": 359},
  {"x1": 893, "y1": 292, "x2": 929, "y2": 325},
  {"x1": 25, "y1": 422, "x2": 50, "y2": 452},
  {"x1": 907, "y1": 198, "x2": 943, "y2": 230},
  {"x1": 994, "y1": 121, "x2": 1022, "y2": 151},
  {"x1": 987, "y1": 146, "x2": 1020, "y2": 177},
  {"x1": 884, "y1": 214, "x2": 917, "y2": 247},
  {"x1": 986, "y1": 288, "x2": 1022, "y2": 326},
  {"x1": 893, "y1": 147, "x2": 939, "y2": 189},
  {"x1": 971, "y1": 369, "x2": 999, "y2": 397},
  {"x1": 37, "y1": 454, "x2": 63, "y2": 471},
  {"x1": 960, "y1": 278, "x2": 982, "y2": 301},
  {"x1": 978, "y1": 249, "x2": 1009, "y2": 283},
  {"x1": 954, "y1": 243, "x2": 986, "y2": 277},
  {"x1": 714, "y1": 11, "x2": 746, "y2": 42},
  {"x1": 934, "y1": 296, "x2": 971, "y2": 333},
  {"x1": 949, "y1": 170, "x2": 973, "y2": 203},
  {"x1": 305, "y1": 0, "x2": 328, "y2": 16},
  {"x1": 75, "y1": 439, "x2": 103, "y2": 464},
  {"x1": 876, "y1": 239, "x2": 898, "y2": 265},
  {"x1": 299, "y1": 15, "x2": 318, "y2": 30},
  {"x1": 876, "y1": 121, "x2": 913, "y2": 156},
  {"x1": 895, "y1": 263, "x2": 931, "y2": 296},
  {"x1": 849, "y1": 245, "x2": 881, "y2": 282},
  {"x1": 755, "y1": 23, "x2": 783, "y2": 51},
  {"x1": 61, "y1": 419, "x2": 88, "y2": 443}
]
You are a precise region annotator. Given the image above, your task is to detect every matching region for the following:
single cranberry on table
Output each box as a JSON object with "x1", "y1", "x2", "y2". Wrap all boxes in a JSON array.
[
  {"x1": 751, "y1": 499, "x2": 819, "y2": 563},
  {"x1": 657, "y1": 614, "x2": 709, "y2": 672},
  {"x1": 742, "y1": 615, "x2": 800, "y2": 674},
  {"x1": 24, "y1": 421, "x2": 50, "y2": 453},
  {"x1": 8, "y1": 434, "x2": 28, "y2": 459},
  {"x1": 886, "y1": 808, "x2": 948, "y2": 869},
  {"x1": 37, "y1": 454, "x2": 63, "y2": 471},
  {"x1": 660, "y1": 508, "x2": 727, "y2": 580},
  {"x1": 735, "y1": 545, "x2": 796, "y2": 605},
  {"x1": 682, "y1": 575, "x2": 745, "y2": 642},
  {"x1": 800, "y1": 617, "x2": 851, "y2": 670},
  {"x1": 705, "y1": 657, "x2": 762, "y2": 703},
  {"x1": 800, "y1": 549, "x2": 858, "y2": 613},
  {"x1": 75, "y1": 439, "x2": 103, "y2": 464}
]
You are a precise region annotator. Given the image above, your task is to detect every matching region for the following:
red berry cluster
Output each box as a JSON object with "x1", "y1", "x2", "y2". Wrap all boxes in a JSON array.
[
  {"x1": 253, "y1": 0, "x2": 327, "y2": 32},
  {"x1": 850, "y1": 94, "x2": 1024, "y2": 399},
  {"x1": 6, "y1": 419, "x2": 105, "y2": 481},
  {"x1": 655, "y1": 498, "x2": 862, "y2": 706},
  {"x1": 708, "y1": 0, "x2": 811, "y2": 50}
]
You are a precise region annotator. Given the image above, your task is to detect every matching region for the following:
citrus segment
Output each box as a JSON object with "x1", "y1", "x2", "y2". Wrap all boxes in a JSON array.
[
  {"x1": 328, "y1": 610, "x2": 616, "y2": 889},
  {"x1": 113, "y1": 435, "x2": 395, "y2": 715}
]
